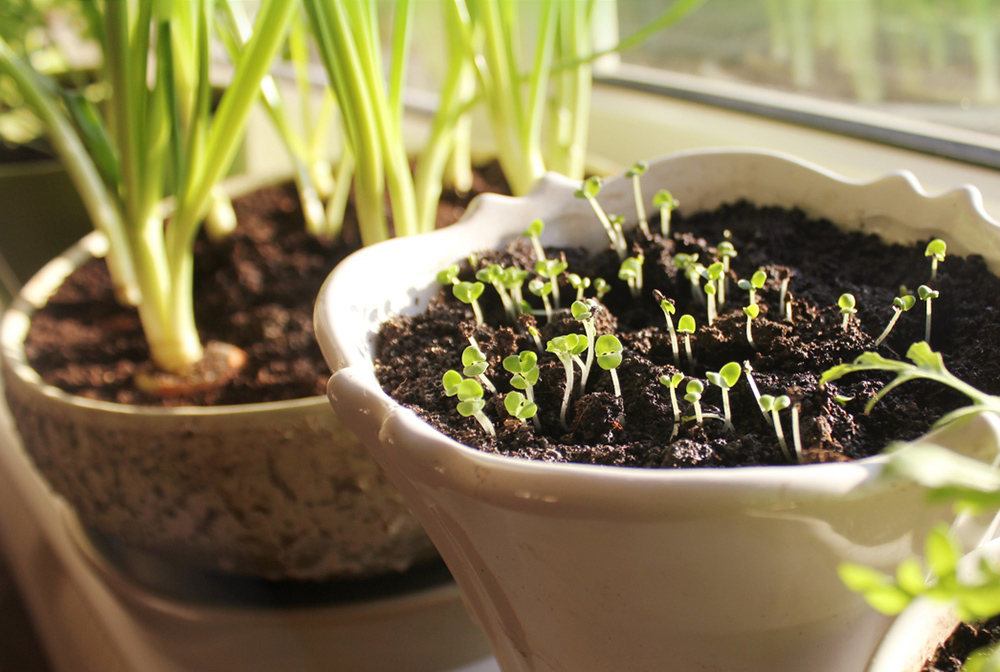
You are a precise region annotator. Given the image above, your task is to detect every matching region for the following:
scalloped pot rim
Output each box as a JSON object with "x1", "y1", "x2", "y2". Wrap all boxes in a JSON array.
[
  {"x1": 1, "y1": 230, "x2": 328, "y2": 417},
  {"x1": 315, "y1": 148, "x2": 1000, "y2": 503}
]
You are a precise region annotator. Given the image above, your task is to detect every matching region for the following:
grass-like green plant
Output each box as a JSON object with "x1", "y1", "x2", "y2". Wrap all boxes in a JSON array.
[
  {"x1": 706, "y1": 362, "x2": 742, "y2": 433},
  {"x1": 626, "y1": 161, "x2": 650, "y2": 236},
  {"x1": 742, "y1": 303, "x2": 760, "y2": 350},
  {"x1": 653, "y1": 291, "x2": 681, "y2": 367},
  {"x1": 595, "y1": 334, "x2": 624, "y2": 398},
  {"x1": 926, "y1": 238, "x2": 948, "y2": 281},
  {"x1": 874, "y1": 293, "x2": 917, "y2": 347},
  {"x1": 759, "y1": 394, "x2": 792, "y2": 461},
  {"x1": 0, "y1": 0, "x2": 295, "y2": 376},
  {"x1": 918, "y1": 284, "x2": 940, "y2": 343},
  {"x1": 677, "y1": 313, "x2": 697, "y2": 370},
  {"x1": 653, "y1": 189, "x2": 678, "y2": 237},
  {"x1": 547, "y1": 333, "x2": 588, "y2": 430},
  {"x1": 576, "y1": 176, "x2": 627, "y2": 259},
  {"x1": 838, "y1": 292, "x2": 857, "y2": 331},
  {"x1": 442, "y1": 370, "x2": 495, "y2": 436},
  {"x1": 618, "y1": 253, "x2": 645, "y2": 299},
  {"x1": 685, "y1": 379, "x2": 705, "y2": 424}
]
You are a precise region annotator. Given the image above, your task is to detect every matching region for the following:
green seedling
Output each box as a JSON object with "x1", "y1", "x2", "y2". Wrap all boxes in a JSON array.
[
  {"x1": 528, "y1": 324, "x2": 544, "y2": 352},
  {"x1": 501, "y1": 266, "x2": 529, "y2": 316},
  {"x1": 593, "y1": 278, "x2": 611, "y2": 301},
  {"x1": 572, "y1": 300, "x2": 598, "y2": 393},
  {"x1": 595, "y1": 334, "x2": 624, "y2": 398},
  {"x1": 702, "y1": 262, "x2": 725, "y2": 325},
  {"x1": 503, "y1": 350, "x2": 542, "y2": 430},
  {"x1": 653, "y1": 290, "x2": 681, "y2": 367},
  {"x1": 454, "y1": 281, "x2": 486, "y2": 325},
  {"x1": 744, "y1": 360, "x2": 772, "y2": 426},
  {"x1": 738, "y1": 269, "x2": 767, "y2": 306},
  {"x1": 504, "y1": 391, "x2": 538, "y2": 425},
  {"x1": 659, "y1": 372, "x2": 685, "y2": 440},
  {"x1": 575, "y1": 176, "x2": 627, "y2": 259},
  {"x1": 918, "y1": 284, "x2": 940, "y2": 343},
  {"x1": 618, "y1": 253, "x2": 645, "y2": 299},
  {"x1": 675, "y1": 253, "x2": 705, "y2": 306},
  {"x1": 778, "y1": 275, "x2": 792, "y2": 319},
  {"x1": 547, "y1": 334, "x2": 588, "y2": 430},
  {"x1": 462, "y1": 344, "x2": 496, "y2": 393},
  {"x1": 626, "y1": 161, "x2": 650, "y2": 236},
  {"x1": 706, "y1": 362, "x2": 742, "y2": 433},
  {"x1": 873, "y1": 293, "x2": 917, "y2": 347},
  {"x1": 743, "y1": 303, "x2": 760, "y2": 350},
  {"x1": 839, "y1": 293, "x2": 857, "y2": 331},
  {"x1": 524, "y1": 219, "x2": 547, "y2": 263},
  {"x1": 685, "y1": 380, "x2": 705, "y2": 424},
  {"x1": 568, "y1": 273, "x2": 591, "y2": 302},
  {"x1": 437, "y1": 264, "x2": 461, "y2": 286},
  {"x1": 442, "y1": 371, "x2": 495, "y2": 437},
  {"x1": 677, "y1": 314, "x2": 697, "y2": 370},
  {"x1": 535, "y1": 256, "x2": 568, "y2": 309},
  {"x1": 716, "y1": 240, "x2": 737, "y2": 304},
  {"x1": 609, "y1": 214, "x2": 627, "y2": 254},
  {"x1": 925, "y1": 238, "x2": 947, "y2": 281},
  {"x1": 791, "y1": 403, "x2": 803, "y2": 463},
  {"x1": 653, "y1": 189, "x2": 678, "y2": 237},
  {"x1": 821, "y1": 341, "x2": 1000, "y2": 427},
  {"x1": 759, "y1": 394, "x2": 792, "y2": 462},
  {"x1": 528, "y1": 278, "x2": 554, "y2": 322},
  {"x1": 477, "y1": 264, "x2": 516, "y2": 321}
]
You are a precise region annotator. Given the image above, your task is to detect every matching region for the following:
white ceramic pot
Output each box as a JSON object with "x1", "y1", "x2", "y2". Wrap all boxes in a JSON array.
[
  {"x1": 866, "y1": 537, "x2": 1000, "y2": 672},
  {"x1": 1, "y1": 231, "x2": 437, "y2": 581},
  {"x1": 314, "y1": 149, "x2": 1000, "y2": 672}
]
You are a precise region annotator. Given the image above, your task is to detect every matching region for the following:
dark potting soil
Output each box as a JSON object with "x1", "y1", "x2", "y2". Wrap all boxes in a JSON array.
[
  {"x1": 374, "y1": 202, "x2": 1000, "y2": 468},
  {"x1": 20, "y1": 162, "x2": 510, "y2": 406},
  {"x1": 924, "y1": 615, "x2": 1000, "y2": 672}
]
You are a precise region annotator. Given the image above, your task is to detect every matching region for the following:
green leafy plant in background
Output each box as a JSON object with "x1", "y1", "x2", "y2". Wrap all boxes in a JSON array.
[{"x1": 0, "y1": 0, "x2": 295, "y2": 375}]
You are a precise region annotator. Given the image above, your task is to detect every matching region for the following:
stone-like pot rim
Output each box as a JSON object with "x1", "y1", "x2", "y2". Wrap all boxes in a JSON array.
[
  {"x1": 314, "y1": 147, "x2": 1000, "y2": 512},
  {"x1": 1, "y1": 178, "x2": 328, "y2": 419}
]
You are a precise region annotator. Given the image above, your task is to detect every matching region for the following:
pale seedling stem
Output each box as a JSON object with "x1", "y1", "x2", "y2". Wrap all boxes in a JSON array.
[
  {"x1": 760, "y1": 394, "x2": 792, "y2": 461},
  {"x1": 791, "y1": 403, "x2": 803, "y2": 464},
  {"x1": 573, "y1": 300, "x2": 598, "y2": 393},
  {"x1": 744, "y1": 360, "x2": 772, "y2": 426},
  {"x1": 626, "y1": 161, "x2": 650, "y2": 236},
  {"x1": 654, "y1": 291, "x2": 681, "y2": 367},
  {"x1": 874, "y1": 294, "x2": 917, "y2": 347},
  {"x1": 918, "y1": 285, "x2": 940, "y2": 343},
  {"x1": 524, "y1": 219, "x2": 547, "y2": 263},
  {"x1": 660, "y1": 372, "x2": 685, "y2": 440},
  {"x1": 685, "y1": 380, "x2": 705, "y2": 424},
  {"x1": 677, "y1": 314, "x2": 697, "y2": 370},
  {"x1": 925, "y1": 238, "x2": 947, "y2": 281},
  {"x1": 779, "y1": 277, "x2": 790, "y2": 312},
  {"x1": 743, "y1": 303, "x2": 760, "y2": 350},
  {"x1": 653, "y1": 189, "x2": 678, "y2": 237}
]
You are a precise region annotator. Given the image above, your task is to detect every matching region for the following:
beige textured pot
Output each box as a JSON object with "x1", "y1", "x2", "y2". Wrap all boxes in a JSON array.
[{"x1": 1, "y1": 228, "x2": 437, "y2": 581}]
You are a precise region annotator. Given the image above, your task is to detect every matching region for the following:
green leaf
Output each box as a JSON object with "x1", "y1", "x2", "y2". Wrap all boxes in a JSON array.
[
  {"x1": 838, "y1": 293, "x2": 857, "y2": 312},
  {"x1": 653, "y1": 189, "x2": 677, "y2": 208},
  {"x1": 457, "y1": 399, "x2": 485, "y2": 417},
  {"x1": 918, "y1": 285, "x2": 940, "y2": 301},
  {"x1": 677, "y1": 314, "x2": 696, "y2": 334},
  {"x1": 595, "y1": 334, "x2": 623, "y2": 370},
  {"x1": 743, "y1": 304, "x2": 760, "y2": 319},
  {"x1": 437, "y1": 264, "x2": 459, "y2": 285},
  {"x1": 625, "y1": 160, "x2": 648, "y2": 177},
  {"x1": 457, "y1": 378, "x2": 484, "y2": 402},
  {"x1": 925, "y1": 238, "x2": 947, "y2": 262},
  {"x1": 454, "y1": 281, "x2": 484, "y2": 304},
  {"x1": 524, "y1": 219, "x2": 544, "y2": 238},
  {"x1": 751, "y1": 270, "x2": 767, "y2": 289},
  {"x1": 717, "y1": 241, "x2": 737, "y2": 259},
  {"x1": 528, "y1": 278, "x2": 552, "y2": 297},
  {"x1": 575, "y1": 176, "x2": 602, "y2": 199},
  {"x1": 462, "y1": 345, "x2": 485, "y2": 367},
  {"x1": 894, "y1": 294, "x2": 917, "y2": 311},
  {"x1": 659, "y1": 298, "x2": 676, "y2": 315},
  {"x1": 925, "y1": 524, "x2": 961, "y2": 579},
  {"x1": 571, "y1": 300, "x2": 592, "y2": 320},
  {"x1": 719, "y1": 362, "x2": 742, "y2": 387},
  {"x1": 442, "y1": 370, "x2": 463, "y2": 396},
  {"x1": 895, "y1": 557, "x2": 927, "y2": 596},
  {"x1": 839, "y1": 562, "x2": 893, "y2": 593},
  {"x1": 704, "y1": 262, "x2": 724, "y2": 281}
]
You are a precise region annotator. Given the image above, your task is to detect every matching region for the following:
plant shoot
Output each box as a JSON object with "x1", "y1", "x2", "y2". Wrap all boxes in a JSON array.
[
  {"x1": 744, "y1": 361, "x2": 772, "y2": 426},
  {"x1": 925, "y1": 238, "x2": 947, "y2": 280},
  {"x1": 759, "y1": 394, "x2": 792, "y2": 461},
  {"x1": 839, "y1": 293, "x2": 857, "y2": 331},
  {"x1": 595, "y1": 334, "x2": 624, "y2": 398},
  {"x1": 653, "y1": 189, "x2": 678, "y2": 237},
  {"x1": 528, "y1": 278, "x2": 554, "y2": 322},
  {"x1": 653, "y1": 291, "x2": 682, "y2": 367},
  {"x1": 706, "y1": 362, "x2": 742, "y2": 432},
  {"x1": 918, "y1": 284, "x2": 939, "y2": 343},
  {"x1": 677, "y1": 314, "x2": 697, "y2": 369},
  {"x1": 738, "y1": 269, "x2": 767, "y2": 306},
  {"x1": 547, "y1": 334, "x2": 587, "y2": 430},
  {"x1": 504, "y1": 350, "x2": 542, "y2": 430},
  {"x1": 743, "y1": 303, "x2": 760, "y2": 350},
  {"x1": 702, "y1": 262, "x2": 724, "y2": 325},
  {"x1": 463, "y1": 344, "x2": 496, "y2": 393},
  {"x1": 626, "y1": 161, "x2": 650, "y2": 236},
  {"x1": 618, "y1": 253, "x2": 645, "y2": 299},
  {"x1": 874, "y1": 293, "x2": 917, "y2": 347},
  {"x1": 504, "y1": 391, "x2": 538, "y2": 425},
  {"x1": 576, "y1": 176, "x2": 627, "y2": 259},
  {"x1": 442, "y1": 371, "x2": 495, "y2": 437},
  {"x1": 572, "y1": 300, "x2": 598, "y2": 393},
  {"x1": 659, "y1": 372, "x2": 685, "y2": 440},
  {"x1": 454, "y1": 281, "x2": 486, "y2": 325},
  {"x1": 685, "y1": 380, "x2": 705, "y2": 424},
  {"x1": 535, "y1": 257, "x2": 568, "y2": 309},
  {"x1": 524, "y1": 219, "x2": 547, "y2": 262}
]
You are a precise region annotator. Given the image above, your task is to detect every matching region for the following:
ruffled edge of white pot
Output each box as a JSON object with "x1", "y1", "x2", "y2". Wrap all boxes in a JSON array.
[
  {"x1": 315, "y1": 148, "x2": 1000, "y2": 672},
  {"x1": 866, "y1": 537, "x2": 1000, "y2": 672},
  {"x1": 0, "y1": 180, "x2": 438, "y2": 582}
]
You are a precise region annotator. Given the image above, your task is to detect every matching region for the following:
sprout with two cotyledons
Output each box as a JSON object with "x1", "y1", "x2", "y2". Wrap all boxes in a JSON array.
[
  {"x1": 677, "y1": 314, "x2": 697, "y2": 369},
  {"x1": 706, "y1": 362, "x2": 742, "y2": 433},
  {"x1": 925, "y1": 238, "x2": 947, "y2": 281},
  {"x1": 838, "y1": 293, "x2": 857, "y2": 331},
  {"x1": 504, "y1": 351, "x2": 541, "y2": 430},
  {"x1": 659, "y1": 372, "x2": 685, "y2": 440},
  {"x1": 918, "y1": 285, "x2": 939, "y2": 343},
  {"x1": 702, "y1": 262, "x2": 724, "y2": 325},
  {"x1": 501, "y1": 266, "x2": 529, "y2": 316},
  {"x1": 738, "y1": 269, "x2": 767, "y2": 306},
  {"x1": 568, "y1": 273, "x2": 591, "y2": 302},
  {"x1": 685, "y1": 380, "x2": 705, "y2": 425},
  {"x1": 453, "y1": 280, "x2": 486, "y2": 325},
  {"x1": 572, "y1": 300, "x2": 598, "y2": 393},
  {"x1": 759, "y1": 394, "x2": 792, "y2": 461},
  {"x1": 716, "y1": 241, "x2": 737, "y2": 304},
  {"x1": 504, "y1": 391, "x2": 538, "y2": 425},
  {"x1": 744, "y1": 361, "x2": 772, "y2": 426},
  {"x1": 547, "y1": 334, "x2": 588, "y2": 430},
  {"x1": 535, "y1": 257, "x2": 568, "y2": 309},
  {"x1": 618, "y1": 253, "x2": 645, "y2": 299},
  {"x1": 442, "y1": 371, "x2": 495, "y2": 437},
  {"x1": 743, "y1": 303, "x2": 760, "y2": 350},
  {"x1": 523, "y1": 219, "x2": 547, "y2": 263},
  {"x1": 674, "y1": 253, "x2": 705, "y2": 306},
  {"x1": 477, "y1": 264, "x2": 516, "y2": 321},
  {"x1": 593, "y1": 277, "x2": 610, "y2": 301},
  {"x1": 528, "y1": 278, "x2": 554, "y2": 322},
  {"x1": 575, "y1": 176, "x2": 627, "y2": 259},
  {"x1": 437, "y1": 264, "x2": 460, "y2": 286},
  {"x1": 626, "y1": 162, "x2": 650, "y2": 236},
  {"x1": 595, "y1": 334, "x2": 624, "y2": 398},
  {"x1": 874, "y1": 293, "x2": 917, "y2": 347},
  {"x1": 462, "y1": 344, "x2": 496, "y2": 393},
  {"x1": 653, "y1": 290, "x2": 681, "y2": 367},
  {"x1": 653, "y1": 189, "x2": 678, "y2": 237}
]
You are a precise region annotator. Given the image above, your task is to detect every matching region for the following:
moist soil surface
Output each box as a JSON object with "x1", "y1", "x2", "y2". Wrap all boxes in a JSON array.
[
  {"x1": 20, "y1": 162, "x2": 510, "y2": 406},
  {"x1": 924, "y1": 615, "x2": 1000, "y2": 672},
  {"x1": 374, "y1": 202, "x2": 1000, "y2": 468}
]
